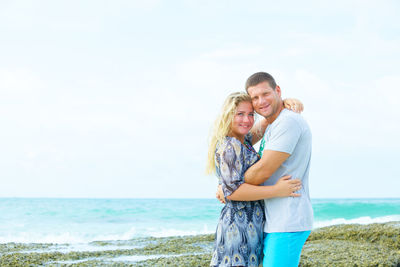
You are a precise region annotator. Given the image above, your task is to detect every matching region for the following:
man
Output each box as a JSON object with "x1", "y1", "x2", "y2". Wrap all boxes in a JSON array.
[{"x1": 218, "y1": 72, "x2": 313, "y2": 267}]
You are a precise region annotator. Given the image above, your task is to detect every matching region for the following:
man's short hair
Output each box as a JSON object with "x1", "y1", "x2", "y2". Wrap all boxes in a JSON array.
[{"x1": 245, "y1": 72, "x2": 277, "y2": 92}]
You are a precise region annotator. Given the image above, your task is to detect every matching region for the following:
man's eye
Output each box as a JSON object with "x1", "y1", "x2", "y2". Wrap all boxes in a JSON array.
[{"x1": 249, "y1": 114, "x2": 255, "y2": 117}]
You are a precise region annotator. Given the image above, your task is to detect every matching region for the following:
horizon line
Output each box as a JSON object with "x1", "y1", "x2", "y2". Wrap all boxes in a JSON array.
[{"x1": 0, "y1": 197, "x2": 399, "y2": 200}]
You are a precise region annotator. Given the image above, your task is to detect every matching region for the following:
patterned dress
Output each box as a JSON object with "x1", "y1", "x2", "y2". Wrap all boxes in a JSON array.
[{"x1": 210, "y1": 134, "x2": 265, "y2": 267}]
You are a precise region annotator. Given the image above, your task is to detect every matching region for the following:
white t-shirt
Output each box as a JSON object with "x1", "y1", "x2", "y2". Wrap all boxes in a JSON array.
[{"x1": 261, "y1": 109, "x2": 313, "y2": 233}]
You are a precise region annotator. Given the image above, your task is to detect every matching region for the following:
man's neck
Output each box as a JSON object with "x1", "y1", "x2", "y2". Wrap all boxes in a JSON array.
[{"x1": 265, "y1": 102, "x2": 284, "y2": 124}]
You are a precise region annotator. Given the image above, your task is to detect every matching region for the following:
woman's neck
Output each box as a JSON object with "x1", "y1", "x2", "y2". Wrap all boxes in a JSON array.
[{"x1": 228, "y1": 133, "x2": 245, "y2": 144}]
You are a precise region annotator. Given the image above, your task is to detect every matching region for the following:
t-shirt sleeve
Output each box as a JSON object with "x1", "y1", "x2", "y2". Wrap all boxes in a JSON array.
[
  {"x1": 216, "y1": 139, "x2": 245, "y2": 198},
  {"x1": 265, "y1": 116, "x2": 302, "y2": 154}
]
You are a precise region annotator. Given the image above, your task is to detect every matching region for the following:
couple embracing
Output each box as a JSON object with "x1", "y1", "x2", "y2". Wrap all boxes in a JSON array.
[{"x1": 206, "y1": 72, "x2": 313, "y2": 267}]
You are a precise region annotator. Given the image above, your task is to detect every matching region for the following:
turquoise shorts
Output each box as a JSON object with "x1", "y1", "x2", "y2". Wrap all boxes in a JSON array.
[{"x1": 263, "y1": 231, "x2": 311, "y2": 267}]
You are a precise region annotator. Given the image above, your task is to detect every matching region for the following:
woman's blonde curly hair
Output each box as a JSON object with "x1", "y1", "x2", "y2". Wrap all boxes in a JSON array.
[{"x1": 205, "y1": 92, "x2": 253, "y2": 175}]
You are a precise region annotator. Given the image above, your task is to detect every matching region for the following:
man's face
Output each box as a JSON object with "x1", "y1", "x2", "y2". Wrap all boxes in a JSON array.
[{"x1": 247, "y1": 81, "x2": 282, "y2": 118}]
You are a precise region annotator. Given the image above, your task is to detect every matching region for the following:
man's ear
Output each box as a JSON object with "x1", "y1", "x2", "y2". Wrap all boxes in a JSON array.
[{"x1": 275, "y1": 85, "x2": 282, "y2": 97}]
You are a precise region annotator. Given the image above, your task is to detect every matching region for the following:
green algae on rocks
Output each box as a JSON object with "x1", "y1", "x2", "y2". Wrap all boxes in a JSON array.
[
  {"x1": 0, "y1": 222, "x2": 398, "y2": 266},
  {"x1": 300, "y1": 222, "x2": 400, "y2": 267}
]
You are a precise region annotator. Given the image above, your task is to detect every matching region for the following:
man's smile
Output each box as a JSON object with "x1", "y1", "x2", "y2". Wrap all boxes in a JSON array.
[{"x1": 259, "y1": 104, "x2": 270, "y2": 111}]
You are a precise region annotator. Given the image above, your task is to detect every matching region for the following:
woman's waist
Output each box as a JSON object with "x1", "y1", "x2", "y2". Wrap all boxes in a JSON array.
[{"x1": 225, "y1": 200, "x2": 264, "y2": 210}]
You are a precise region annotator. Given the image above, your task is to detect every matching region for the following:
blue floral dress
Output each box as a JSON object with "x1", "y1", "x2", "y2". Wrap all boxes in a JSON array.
[{"x1": 210, "y1": 134, "x2": 265, "y2": 267}]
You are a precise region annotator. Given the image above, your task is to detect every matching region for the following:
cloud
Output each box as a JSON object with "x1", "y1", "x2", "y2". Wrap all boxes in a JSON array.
[
  {"x1": 285, "y1": 69, "x2": 400, "y2": 149},
  {"x1": 201, "y1": 46, "x2": 264, "y2": 59},
  {"x1": 0, "y1": 68, "x2": 43, "y2": 95},
  {"x1": 0, "y1": 0, "x2": 399, "y2": 198}
]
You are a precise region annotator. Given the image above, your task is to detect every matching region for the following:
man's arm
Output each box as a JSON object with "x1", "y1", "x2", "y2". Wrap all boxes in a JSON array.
[
  {"x1": 246, "y1": 113, "x2": 303, "y2": 185},
  {"x1": 244, "y1": 150, "x2": 290, "y2": 185}
]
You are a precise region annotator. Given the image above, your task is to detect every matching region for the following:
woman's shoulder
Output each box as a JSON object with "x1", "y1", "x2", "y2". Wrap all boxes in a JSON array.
[{"x1": 216, "y1": 136, "x2": 243, "y2": 154}]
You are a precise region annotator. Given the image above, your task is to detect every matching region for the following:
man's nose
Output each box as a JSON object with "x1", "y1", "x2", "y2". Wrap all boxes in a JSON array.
[{"x1": 258, "y1": 97, "x2": 267, "y2": 105}]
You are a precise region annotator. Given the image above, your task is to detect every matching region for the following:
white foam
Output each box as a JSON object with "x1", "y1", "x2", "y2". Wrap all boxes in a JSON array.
[
  {"x1": 147, "y1": 224, "x2": 214, "y2": 238},
  {"x1": 111, "y1": 255, "x2": 172, "y2": 262},
  {"x1": 0, "y1": 232, "x2": 87, "y2": 244},
  {"x1": 0, "y1": 227, "x2": 138, "y2": 244},
  {"x1": 2, "y1": 216, "x2": 399, "y2": 244},
  {"x1": 0, "y1": 224, "x2": 214, "y2": 244},
  {"x1": 314, "y1": 215, "x2": 400, "y2": 228},
  {"x1": 82, "y1": 227, "x2": 137, "y2": 242}
]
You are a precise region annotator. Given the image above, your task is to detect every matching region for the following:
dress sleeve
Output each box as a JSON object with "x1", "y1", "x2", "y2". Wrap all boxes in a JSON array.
[
  {"x1": 244, "y1": 133, "x2": 253, "y2": 144},
  {"x1": 216, "y1": 138, "x2": 245, "y2": 198}
]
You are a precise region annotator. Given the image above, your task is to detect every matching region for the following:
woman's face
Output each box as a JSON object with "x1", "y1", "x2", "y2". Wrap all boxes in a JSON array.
[{"x1": 231, "y1": 101, "x2": 255, "y2": 140}]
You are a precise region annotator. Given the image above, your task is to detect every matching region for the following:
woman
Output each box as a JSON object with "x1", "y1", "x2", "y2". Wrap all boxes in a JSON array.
[{"x1": 206, "y1": 92, "x2": 303, "y2": 267}]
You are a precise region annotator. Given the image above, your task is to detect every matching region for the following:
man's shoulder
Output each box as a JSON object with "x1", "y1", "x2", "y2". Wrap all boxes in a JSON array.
[
  {"x1": 281, "y1": 109, "x2": 306, "y2": 122},
  {"x1": 273, "y1": 109, "x2": 308, "y2": 130}
]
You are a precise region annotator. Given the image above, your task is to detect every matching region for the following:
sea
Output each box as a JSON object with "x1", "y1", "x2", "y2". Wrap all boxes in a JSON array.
[{"x1": 0, "y1": 198, "x2": 399, "y2": 244}]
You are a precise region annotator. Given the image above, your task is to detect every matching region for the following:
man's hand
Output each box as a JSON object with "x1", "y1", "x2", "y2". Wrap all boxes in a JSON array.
[{"x1": 216, "y1": 185, "x2": 225, "y2": 204}]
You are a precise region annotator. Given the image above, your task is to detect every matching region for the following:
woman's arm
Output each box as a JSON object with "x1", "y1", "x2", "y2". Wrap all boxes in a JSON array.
[
  {"x1": 250, "y1": 117, "x2": 268, "y2": 145},
  {"x1": 283, "y1": 98, "x2": 304, "y2": 113},
  {"x1": 227, "y1": 176, "x2": 301, "y2": 201},
  {"x1": 216, "y1": 176, "x2": 301, "y2": 203},
  {"x1": 215, "y1": 139, "x2": 301, "y2": 202},
  {"x1": 250, "y1": 98, "x2": 304, "y2": 145}
]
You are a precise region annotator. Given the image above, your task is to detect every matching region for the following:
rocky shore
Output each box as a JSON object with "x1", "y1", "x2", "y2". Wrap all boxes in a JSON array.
[{"x1": 0, "y1": 222, "x2": 399, "y2": 266}]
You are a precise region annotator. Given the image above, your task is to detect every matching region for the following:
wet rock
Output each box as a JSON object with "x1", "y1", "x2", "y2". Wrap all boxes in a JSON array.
[{"x1": 0, "y1": 222, "x2": 398, "y2": 266}]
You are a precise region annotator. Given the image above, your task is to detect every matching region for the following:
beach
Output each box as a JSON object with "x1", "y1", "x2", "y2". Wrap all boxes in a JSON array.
[
  {"x1": 0, "y1": 222, "x2": 399, "y2": 266},
  {"x1": 0, "y1": 198, "x2": 399, "y2": 266},
  {"x1": 2, "y1": 0, "x2": 400, "y2": 263}
]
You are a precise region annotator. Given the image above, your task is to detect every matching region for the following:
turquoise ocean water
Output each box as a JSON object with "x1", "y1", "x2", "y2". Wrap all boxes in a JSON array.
[{"x1": 0, "y1": 198, "x2": 399, "y2": 244}]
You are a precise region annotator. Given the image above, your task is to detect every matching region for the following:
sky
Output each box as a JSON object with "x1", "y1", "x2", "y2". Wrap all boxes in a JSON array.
[{"x1": 0, "y1": 0, "x2": 399, "y2": 198}]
